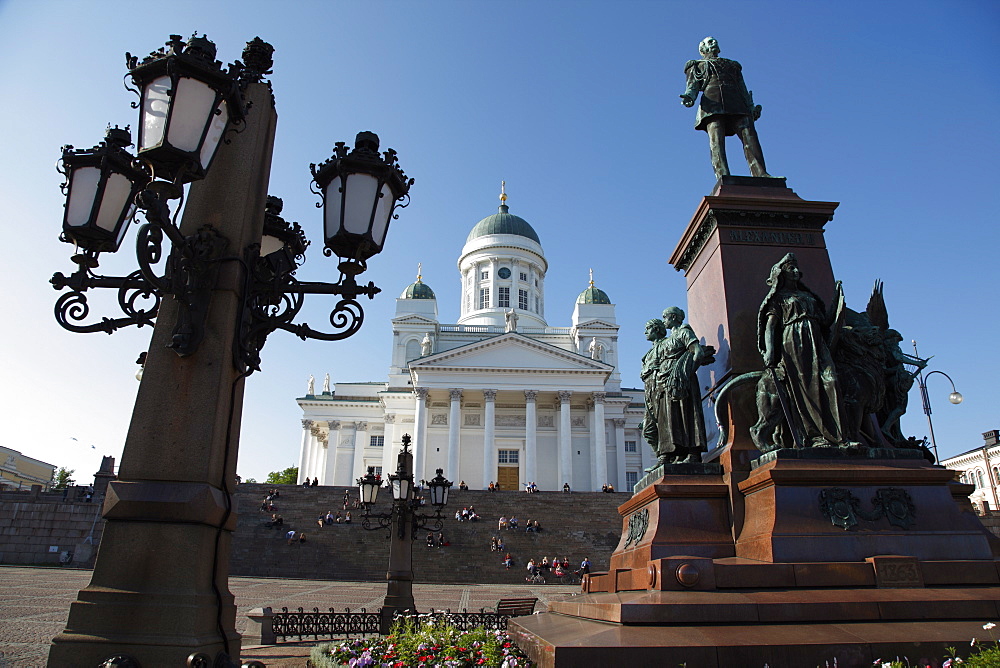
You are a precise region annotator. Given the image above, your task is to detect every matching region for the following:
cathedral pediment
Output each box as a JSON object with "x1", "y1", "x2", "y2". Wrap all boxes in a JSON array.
[
  {"x1": 392, "y1": 314, "x2": 438, "y2": 326},
  {"x1": 410, "y1": 333, "x2": 612, "y2": 374}
]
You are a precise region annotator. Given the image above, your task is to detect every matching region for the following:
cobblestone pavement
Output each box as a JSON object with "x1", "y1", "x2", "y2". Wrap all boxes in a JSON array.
[{"x1": 0, "y1": 566, "x2": 576, "y2": 667}]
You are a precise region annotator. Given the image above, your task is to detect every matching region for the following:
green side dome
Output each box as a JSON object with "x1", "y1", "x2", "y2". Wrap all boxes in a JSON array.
[
  {"x1": 401, "y1": 279, "x2": 435, "y2": 299},
  {"x1": 466, "y1": 204, "x2": 540, "y2": 244},
  {"x1": 577, "y1": 286, "x2": 611, "y2": 304}
]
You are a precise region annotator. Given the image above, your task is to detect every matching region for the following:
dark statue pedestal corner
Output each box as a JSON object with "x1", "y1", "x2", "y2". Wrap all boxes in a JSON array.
[
  {"x1": 636, "y1": 460, "x2": 722, "y2": 490},
  {"x1": 751, "y1": 445, "x2": 929, "y2": 469}
]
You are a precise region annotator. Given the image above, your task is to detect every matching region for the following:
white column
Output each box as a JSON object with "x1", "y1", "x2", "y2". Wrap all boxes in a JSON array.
[
  {"x1": 448, "y1": 389, "x2": 462, "y2": 481},
  {"x1": 352, "y1": 421, "x2": 368, "y2": 483},
  {"x1": 524, "y1": 390, "x2": 538, "y2": 485},
  {"x1": 593, "y1": 392, "x2": 608, "y2": 491},
  {"x1": 297, "y1": 420, "x2": 312, "y2": 484},
  {"x1": 324, "y1": 421, "x2": 341, "y2": 484},
  {"x1": 482, "y1": 389, "x2": 497, "y2": 489},
  {"x1": 557, "y1": 391, "x2": 573, "y2": 489},
  {"x1": 308, "y1": 424, "x2": 323, "y2": 481},
  {"x1": 613, "y1": 418, "x2": 627, "y2": 491},
  {"x1": 412, "y1": 388, "x2": 429, "y2": 482},
  {"x1": 381, "y1": 414, "x2": 397, "y2": 478},
  {"x1": 489, "y1": 257, "x2": 498, "y2": 312}
]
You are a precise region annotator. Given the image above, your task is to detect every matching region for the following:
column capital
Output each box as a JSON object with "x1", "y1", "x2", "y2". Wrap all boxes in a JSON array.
[
  {"x1": 327, "y1": 420, "x2": 340, "y2": 430},
  {"x1": 384, "y1": 414, "x2": 396, "y2": 424},
  {"x1": 414, "y1": 387, "x2": 430, "y2": 399},
  {"x1": 319, "y1": 433, "x2": 329, "y2": 446},
  {"x1": 355, "y1": 421, "x2": 368, "y2": 431},
  {"x1": 612, "y1": 418, "x2": 626, "y2": 427},
  {"x1": 301, "y1": 419, "x2": 313, "y2": 429},
  {"x1": 310, "y1": 425, "x2": 323, "y2": 437},
  {"x1": 524, "y1": 390, "x2": 538, "y2": 402},
  {"x1": 592, "y1": 391, "x2": 606, "y2": 403},
  {"x1": 483, "y1": 389, "x2": 498, "y2": 401},
  {"x1": 449, "y1": 388, "x2": 464, "y2": 401},
  {"x1": 557, "y1": 390, "x2": 573, "y2": 403}
]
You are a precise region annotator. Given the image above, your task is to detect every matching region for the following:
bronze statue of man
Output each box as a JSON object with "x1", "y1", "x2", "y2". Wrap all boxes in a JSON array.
[
  {"x1": 642, "y1": 309, "x2": 710, "y2": 466},
  {"x1": 680, "y1": 36, "x2": 771, "y2": 179}
]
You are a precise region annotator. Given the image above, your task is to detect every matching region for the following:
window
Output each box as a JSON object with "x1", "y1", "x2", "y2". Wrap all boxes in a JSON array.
[
  {"x1": 479, "y1": 288, "x2": 490, "y2": 309},
  {"x1": 519, "y1": 272, "x2": 527, "y2": 281},
  {"x1": 624, "y1": 440, "x2": 637, "y2": 453},
  {"x1": 626, "y1": 471, "x2": 638, "y2": 488},
  {"x1": 370, "y1": 435, "x2": 384, "y2": 448},
  {"x1": 518, "y1": 289, "x2": 528, "y2": 310},
  {"x1": 498, "y1": 287, "x2": 510, "y2": 308},
  {"x1": 498, "y1": 450, "x2": 519, "y2": 464},
  {"x1": 534, "y1": 279, "x2": 539, "y2": 287},
  {"x1": 481, "y1": 271, "x2": 489, "y2": 280},
  {"x1": 373, "y1": 466, "x2": 382, "y2": 476},
  {"x1": 977, "y1": 470, "x2": 985, "y2": 488}
]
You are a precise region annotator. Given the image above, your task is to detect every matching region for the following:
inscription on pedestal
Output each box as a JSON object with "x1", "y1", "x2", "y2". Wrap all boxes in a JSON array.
[{"x1": 728, "y1": 229, "x2": 818, "y2": 246}]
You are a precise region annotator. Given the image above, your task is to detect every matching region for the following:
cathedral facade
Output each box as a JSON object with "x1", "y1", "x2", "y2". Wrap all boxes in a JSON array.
[{"x1": 296, "y1": 191, "x2": 651, "y2": 491}]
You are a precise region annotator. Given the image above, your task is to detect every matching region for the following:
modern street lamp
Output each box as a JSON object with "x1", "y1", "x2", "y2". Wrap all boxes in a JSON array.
[
  {"x1": 357, "y1": 434, "x2": 452, "y2": 633},
  {"x1": 912, "y1": 340, "x2": 963, "y2": 464},
  {"x1": 48, "y1": 34, "x2": 412, "y2": 667}
]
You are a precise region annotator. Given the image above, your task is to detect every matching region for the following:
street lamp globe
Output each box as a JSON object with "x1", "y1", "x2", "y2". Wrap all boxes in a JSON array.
[
  {"x1": 58, "y1": 126, "x2": 149, "y2": 254},
  {"x1": 127, "y1": 34, "x2": 245, "y2": 184},
  {"x1": 427, "y1": 468, "x2": 453, "y2": 507},
  {"x1": 310, "y1": 131, "x2": 413, "y2": 267},
  {"x1": 357, "y1": 467, "x2": 381, "y2": 507},
  {"x1": 949, "y1": 392, "x2": 963, "y2": 405}
]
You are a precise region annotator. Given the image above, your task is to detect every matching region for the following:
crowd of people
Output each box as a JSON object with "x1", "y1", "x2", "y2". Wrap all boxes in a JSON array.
[
  {"x1": 454, "y1": 506, "x2": 480, "y2": 522},
  {"x1": 525, "y1": 556, "x2": 591, "y2": 583}
]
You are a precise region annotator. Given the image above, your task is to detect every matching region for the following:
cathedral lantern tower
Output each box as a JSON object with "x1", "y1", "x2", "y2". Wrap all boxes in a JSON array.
[{"x1": 457, "y1": 183, "x2": 547, "y2": 328}]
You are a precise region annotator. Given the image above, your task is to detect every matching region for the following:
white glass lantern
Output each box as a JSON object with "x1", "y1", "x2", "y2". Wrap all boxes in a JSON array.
[
  {"x1": 127, "y1": 34, "x2": 244, "y2": 183},
  {"x1": 390, "y1": 473, "x2": 412, "y2": 503},
  {"x1": 427, "y1": 468, "x2": 452, "y2": 507},
  {"x1": 310, "y1": 132, "x2": 412, "y2": 264},
  {"x1": 59, "y1": 127, "x2": 149, "y2": 253},
  {"x1": 358, "y1": 467, "x2": 381, "y2": 507}
]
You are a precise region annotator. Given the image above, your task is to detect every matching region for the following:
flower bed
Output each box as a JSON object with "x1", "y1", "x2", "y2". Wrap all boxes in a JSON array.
[{"x1": 310, "y1": 616, "x2": 534, "y2": 667}]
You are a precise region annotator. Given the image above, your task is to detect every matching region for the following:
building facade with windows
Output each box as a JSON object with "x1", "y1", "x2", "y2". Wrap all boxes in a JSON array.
[
  {"x1": 942, "y1": 429, "x2": 1000, "y2": 512},
  {"x1": 0, "y1": 446, "x2": 56, "y2": 491},
  {"x1": 296, "y1": 191, "x2": 650, "y2": 491}
]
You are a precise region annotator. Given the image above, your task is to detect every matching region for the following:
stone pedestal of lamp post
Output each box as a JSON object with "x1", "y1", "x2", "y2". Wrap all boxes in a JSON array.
[{"x1": 49, "y1": 80, "x2": 276, "y2": 667}]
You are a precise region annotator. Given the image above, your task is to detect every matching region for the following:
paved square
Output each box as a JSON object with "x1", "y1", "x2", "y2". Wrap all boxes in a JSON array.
[{"x1": 0, "y1": 566, "x2": 576, "y2": 667}]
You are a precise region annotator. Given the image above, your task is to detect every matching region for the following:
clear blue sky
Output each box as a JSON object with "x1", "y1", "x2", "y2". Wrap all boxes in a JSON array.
[{"x1": 1, "y1": 0, "x2": 997, "y2": 483}]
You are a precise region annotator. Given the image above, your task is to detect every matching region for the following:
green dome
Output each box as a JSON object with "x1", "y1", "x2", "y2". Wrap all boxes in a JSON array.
[
  {"x1": 577, "y1": 286, "x2": 611, "y2": 304},
  {"x1": 401, "y1": 279, "x2": 435, "y2": 300},
  {"x1": 466, "y1": 204, "x2": 540, "y2": 244}
]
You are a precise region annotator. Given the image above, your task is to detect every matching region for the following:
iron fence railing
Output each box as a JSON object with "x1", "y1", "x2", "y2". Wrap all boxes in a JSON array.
[{"x1": 270, "y1": 607, "x2": 513, "y2": 642}]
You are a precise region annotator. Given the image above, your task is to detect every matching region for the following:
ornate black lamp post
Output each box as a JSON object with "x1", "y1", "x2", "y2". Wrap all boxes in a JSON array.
[
  {"x1": 911, "y1": 340, "x2": 963, "y2": 464},
  {"x1": 48, "y1": 34, "x2": 412, "y2": 667},
  {"x1": 357, "y1": 434, "x2": 452, "y2": 633}
]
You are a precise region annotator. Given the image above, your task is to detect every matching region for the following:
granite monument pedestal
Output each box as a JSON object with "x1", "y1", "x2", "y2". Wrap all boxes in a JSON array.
[{"x1": 509, "y1": 179, "x2": 1000, "y2": 668}]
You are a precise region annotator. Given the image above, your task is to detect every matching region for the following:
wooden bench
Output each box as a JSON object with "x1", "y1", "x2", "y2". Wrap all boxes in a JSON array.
[{"x1": 496, "y1": 597, "x2": 537, "y2": 618}]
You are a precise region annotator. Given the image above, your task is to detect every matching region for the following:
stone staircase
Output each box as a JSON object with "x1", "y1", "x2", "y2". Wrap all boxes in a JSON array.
[{"x1": 230, "y1": 483, "x2": 627, "y2": 584}]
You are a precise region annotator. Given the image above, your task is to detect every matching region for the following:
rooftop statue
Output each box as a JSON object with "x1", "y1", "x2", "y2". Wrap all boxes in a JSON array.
[{"x1": 680, "y1": 36, "x2": 771, "y2": 179}]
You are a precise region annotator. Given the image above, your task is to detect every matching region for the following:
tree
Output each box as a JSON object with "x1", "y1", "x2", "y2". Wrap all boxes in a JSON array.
[
  {"x1": 265, "y1": 466, "x2": 298, "y2": 485},
  {"x1": 242, "y1": 477, "x2": 257, "y2": 484},
  {"x1": 52, "y1": 467, "x2": 76, "y2": 489}
]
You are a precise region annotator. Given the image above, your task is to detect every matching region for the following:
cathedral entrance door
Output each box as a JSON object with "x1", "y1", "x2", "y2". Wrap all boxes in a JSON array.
[{"x1": 497, "y1": 465, "x2": 519, "y2": 491}]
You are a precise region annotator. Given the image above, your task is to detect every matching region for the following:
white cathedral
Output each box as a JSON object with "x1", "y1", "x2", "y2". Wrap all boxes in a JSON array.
[{"x1": 296, "y1": 188, "x2": 653, "y2": 491}]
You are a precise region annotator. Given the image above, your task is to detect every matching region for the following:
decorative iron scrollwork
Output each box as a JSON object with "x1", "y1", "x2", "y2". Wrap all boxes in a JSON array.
[
  {"x1": 819, "y1": 487, "x2": 915, "y2": 531},
  {"x1": 624, "y1": 508, "x2": 649, "y2": 548}
]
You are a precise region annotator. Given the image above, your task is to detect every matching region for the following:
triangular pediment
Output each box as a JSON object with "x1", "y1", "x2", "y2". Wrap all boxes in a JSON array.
[
  {"x1": 574, "y1": 318, "x2": 619, "y2": 330},
  {"x1": 410, "y1": 333, "x2": 612, "y2": 373},
  {"x1": 392, "y1": 314, "x2": 438, "y2": 326}
]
